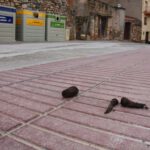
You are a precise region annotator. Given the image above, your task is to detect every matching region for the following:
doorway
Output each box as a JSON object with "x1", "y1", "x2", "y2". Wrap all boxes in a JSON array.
[
  {"x1": 124, "y1": 22, "x2": 131, "y2": 40},
  {"x1": 145, "y1": 32, "x2": 149, "y2": 43},
  {"x1": 100, "y1": 17, "x2": 108, "y2": 38}
]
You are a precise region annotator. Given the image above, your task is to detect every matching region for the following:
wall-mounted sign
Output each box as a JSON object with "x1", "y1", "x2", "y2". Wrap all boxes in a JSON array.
[
  {"x1": 26, "y1": 18, "x2": 44, "y2": 26},
  {"x1": 51, "y1": 21, "x2": 65, "y2": 28},
  {"x1": 0, "y1": 15, "x2": 13, "y2": 24}
]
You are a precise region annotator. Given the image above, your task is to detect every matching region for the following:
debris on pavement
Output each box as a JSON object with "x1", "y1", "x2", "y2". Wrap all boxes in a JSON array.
[
  {"x1": 62, "y1": 86, "x2": 79, "y2": 98},
  {"x1": 104, "y1": 98, "x2": 119, "y2": 114},
  {"x1": 121, "y1": 97, "x2": 149, "y2": 109}
]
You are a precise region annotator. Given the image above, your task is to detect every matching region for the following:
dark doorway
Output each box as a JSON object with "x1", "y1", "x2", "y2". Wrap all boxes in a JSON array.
[
  {"x1": 101, "y1": 17, "x2": 108, "y2": 38},
  {"x1": 124, "y1": 22, "x2": 131, "y2": 40},
  {"x1": 145, "y1": 32, "x2": 149, "y2": 43},
  {"x1": 75, "y1": 17, "x2": 88, "y2": 40}
]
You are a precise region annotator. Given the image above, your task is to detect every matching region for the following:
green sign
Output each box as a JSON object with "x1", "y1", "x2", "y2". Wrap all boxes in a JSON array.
[{"x1": 51, "y1": 21, "x2": 65, "y2": 28}]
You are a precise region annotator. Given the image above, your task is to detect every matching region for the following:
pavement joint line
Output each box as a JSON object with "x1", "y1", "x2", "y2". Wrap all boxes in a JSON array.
[
  {"x1": 74, "y1": 100, "x2": 150, "y2": 119},
  {"x1": 30, "y1": 121, "x2": 148, "y2": 148},
  {"x1": 0, "y1": 56, "x2": 102, "y2": 89},
  {"x1": 50, "y1": 113, "x2": 150, "y2": 143},
  {"x1": 0, "y1": 101, "x2": 71, "y2": 137},
  {"x1": 80, "y1": 59, "x2": 148, "y2": 95},
  {"x1": 0, "y1": 130, "x2": 5, "y2": 136},
  {"x1": 0, "y1": 101, "x2": 68, "y2": 137},
  {"x1": 0, "y1": 123, "x2": 26, "y2": 138},
  {"x1": 85, "y1": 89, "x2": 150, "y2": 104},
  {"x1": 38, "y1": 115, "x2": 150, "y2": 144},
  {"x1": 30, "y1": 124, "x2": 109, "y2": 150},
  {"x1": 0, "y1": 50, "x2": 135, "y2": 88},
  {"x1": 145, "y1": 141, "x2": 150, "y2": 146},
  {"x1": 0, "y1": 88, "x2": 64, "y2": 107},
  {"x1": 2, "y1": 56, "x2": 147, "y2": 138},
  {"x1": 63, "y1": 106, "x2": 150, "y2": 131},
  {"x1": 0, "y1": 81, "x2": 97, "y2": 138},
  {"x1": 0, "y1": 98, "x2": 49, "y2": 114},
  {"x1": 8, "y1": 134, "x2": 47, "y2": 150},
  {"x1": 0, "y1": 51, "x2": 149, "y2": 148}
]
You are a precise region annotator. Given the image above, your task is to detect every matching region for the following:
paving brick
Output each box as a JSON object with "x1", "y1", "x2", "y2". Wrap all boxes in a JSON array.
[
  {"x1": 22, "y1": 81, "x2": 64, "y2": 92},
  {"x1": 0, "y1": 113, "x2": 21, "y2": 132},
  {"x1": 81, "y1": 91, "x2": 120, "y2": 101},
  {"x1": 90, "y1": 88, "x2": 150, "y2": 100},
  {"x1": 64, "y1": 102, "x2": 150, "y2": 128},
  {"x1": 65, "y1": 70, "x2": 111, "y2": 79},
  {"x1": 54, "y1": 72, "x2": 102, "y2": 82},
  {"x1": 0, "y1": 72, "x2": 29, "y2": 81},
  {"x1": 0, "y1": 71, "x2": 33, "y2": 79},
  {"x1": 94, "y1": 85, "x2": 150, "y2": 105},
  {"x1": 8, "y1": 70, "x2": 38, "y2": 78},
  {"x1": 0, "y1": 87, "x2": 63, "y2": 106},
  {"x1": 100, "y1": 82, "x2": 150, "y2": 94},
  {"x1": 0, "y1": 80, "x2": 10, "y2": 86},
  {"x1": 0, "y1": 137, "x2": 35, "y2": 150},
  {"x1": 0, "y1": 76, "x2": 22, "y2": 83},
  {"x1": 90, "y1": 88, "x2": 150, "y2": 103},
  {"x1": 75, "y1": 96, "x2": 150, "y2": 117},
  {"x1": 13, "y1": 126, "x2": 99, "y2": 150},
  {"x1": 51, "y1": 108, "x2": 150, "y2": 141},
  {"x1": 0, "y1": 91, "x2": 53, "y2": 113},
  {"x1": 75, "y1": 96, "x2": 109, "y2": 108},
  {"x1": 112, "y1": 78, "x2": 150, "y2": 88},
  {"x1": 0, "y1": 101, "x2": 38, "y2": 122},
  {"x1": 33, "y1": 78, "x2": 89, "y2": 91},
  {"x1": 64, "y1": 70, "x2": 108, "y2": 79},
  {"x1": 49, "y1": 74, "x2": 100, "y2": 84},
  {"x1": 42, "y1": 76, "x2": 94, "y2": 87},
  {"x1": 20, "y1": 68, "x2": 50, "y2": 75},
  {"x1": 82, "y1": 90, "x2": 150, "y2": 106},
  {"x1": 116, "y1": 75, "x2": 150, "y2": 82},
  {"x1": 12, "y1": 69, "x2": 44, "y2": 76},
  {"x1": 10, "y1": 84, "x2": 61, "y2": 99},
  {"x1": 33, "y1": 78, "x2": 74, "y2": 88},
  {"x1": 102, "y1": 82, "x2": 150, "y2": 93},
  {"x1": 33, "y1": 116, "x2": 148, "y2": 150},
  {"x1": 105, "y1": 79, "x2": 150, "y2": 89}
]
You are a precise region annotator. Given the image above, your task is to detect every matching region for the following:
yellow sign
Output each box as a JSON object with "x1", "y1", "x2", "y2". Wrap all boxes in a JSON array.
[
  {"x1": 17, "y1": 10, "x2": 45, "y2": 18},
  {"x1": 26, "y1": 19, "x2": 45, "y2": 26}
]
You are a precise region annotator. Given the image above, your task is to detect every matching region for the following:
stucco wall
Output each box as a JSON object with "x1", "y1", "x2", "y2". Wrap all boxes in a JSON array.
[{"x1": 141, "y1": 0, "x2": 150, "y2": 41}]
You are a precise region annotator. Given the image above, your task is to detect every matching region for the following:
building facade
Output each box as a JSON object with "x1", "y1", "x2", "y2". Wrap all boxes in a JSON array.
[
  {"x1": 142, "y1": 0, "x2": 150, "y2": 42},
  {"x1": 104, "y1": 0, "x2": 142, "y2": 42},
  {"x1": 119, "y1": 0, "x2": 142, "y2": 42},
  {"x1": 68, "y1": 0, "x2": 125, "y2": 40}
]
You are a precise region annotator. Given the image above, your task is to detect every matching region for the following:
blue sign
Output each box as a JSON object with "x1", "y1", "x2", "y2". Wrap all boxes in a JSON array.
[
  {"x1": 0, "y1": 6, "x2": 16, "y2": 13},
  {"x1": 0, "y1": 15, "x2": 13, "y2": 24}
]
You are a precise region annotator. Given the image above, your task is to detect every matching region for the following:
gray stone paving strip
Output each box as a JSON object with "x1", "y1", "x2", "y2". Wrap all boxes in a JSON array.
[{"x1": 0, "y1": 41, "x2": 149, "y2": 71}]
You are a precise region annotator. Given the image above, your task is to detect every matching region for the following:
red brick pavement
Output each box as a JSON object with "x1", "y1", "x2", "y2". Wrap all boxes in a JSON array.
[{"x1": 0, "y1": 49, "x2": 150, "y2": 150}]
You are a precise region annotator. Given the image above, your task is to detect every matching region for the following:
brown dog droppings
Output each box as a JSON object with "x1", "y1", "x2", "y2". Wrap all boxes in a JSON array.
[
  {"x1": 121, "y1": 97, "x2": 149, "y2": 109},
  {"x1": 62, "y1": 86, "x2": 79, "y2": 98},
  {"x1": 104, "y1": 98, "x2": 119, "y2": 114}
]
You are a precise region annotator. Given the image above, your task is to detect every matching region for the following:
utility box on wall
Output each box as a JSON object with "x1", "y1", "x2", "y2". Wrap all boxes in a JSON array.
[
  {"x1": 16, "y1": 9, "x2": 45, "y2": 42},
  {"x1": 46, "y1": 13, "x2": 66, "y2": 42},
  {"x1": 0, "y1": 5, "x2": 16, "y2": 43}
]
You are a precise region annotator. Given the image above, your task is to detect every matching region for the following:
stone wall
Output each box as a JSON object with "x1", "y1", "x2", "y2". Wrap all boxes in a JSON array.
[
  {"x1": 131, "y1": 24, "x2": 141, "y2": 42},
  {"x1": 0, "y1": 0, "x2": 68, "y2": 15}
]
